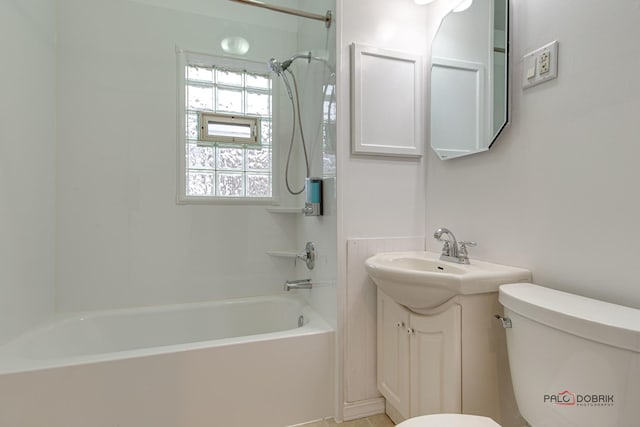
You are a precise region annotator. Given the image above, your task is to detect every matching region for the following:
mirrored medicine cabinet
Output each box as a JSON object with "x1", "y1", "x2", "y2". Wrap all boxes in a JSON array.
[{"x1": 430, "y1": 0, "x2": 509, "y2": 160}]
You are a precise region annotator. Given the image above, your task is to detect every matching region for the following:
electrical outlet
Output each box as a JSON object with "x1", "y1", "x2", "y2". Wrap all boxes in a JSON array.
[
  {"x1": 539, "y1": 50, "x2": 550, "y2": 74},
  {"x1": 522, "y1": 40, "x2": 559, "y2": 89}
]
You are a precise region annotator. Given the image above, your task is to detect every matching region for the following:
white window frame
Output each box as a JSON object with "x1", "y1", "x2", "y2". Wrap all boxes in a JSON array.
[{"x1": 176, "y1": 48, "x2": 274, "y2": 204}]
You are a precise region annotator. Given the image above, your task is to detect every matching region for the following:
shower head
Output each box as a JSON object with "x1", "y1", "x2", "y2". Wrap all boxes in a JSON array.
[
  {"x1": 267, "y1": 51, "x2": 312, "y2": 75},
  {"x1": 267, "y1": 58, "x2": 283, "y2": 75}
]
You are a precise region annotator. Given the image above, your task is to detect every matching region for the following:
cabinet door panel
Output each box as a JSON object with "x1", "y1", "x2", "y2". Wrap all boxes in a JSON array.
[
  {"x1": 377, "y1": 291, "x2": 410, "y2": 418},
  {"x1": 410, "y1": 304, "x2": 462, "y2": 416}
]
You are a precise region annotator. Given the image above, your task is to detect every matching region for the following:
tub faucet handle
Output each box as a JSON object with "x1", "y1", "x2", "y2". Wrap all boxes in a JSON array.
[{"x1": 296, "y1": 242, "x2": 316, "y2": 270}]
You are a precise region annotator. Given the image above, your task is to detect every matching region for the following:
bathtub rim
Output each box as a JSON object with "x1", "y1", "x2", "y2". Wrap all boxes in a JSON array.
[{"x1": 0, "y1": 293, "x2": 333, "y2": 376}]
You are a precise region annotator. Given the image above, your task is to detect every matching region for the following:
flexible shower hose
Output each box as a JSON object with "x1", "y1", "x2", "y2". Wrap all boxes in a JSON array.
[{"x1": 282, "y1": 69, "x2": 310, "y2": 195}]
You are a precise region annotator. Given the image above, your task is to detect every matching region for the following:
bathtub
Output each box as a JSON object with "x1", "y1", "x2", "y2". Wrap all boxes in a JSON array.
[{"x1": 0, "y1": 294, "x2": 334, "y2": 427}]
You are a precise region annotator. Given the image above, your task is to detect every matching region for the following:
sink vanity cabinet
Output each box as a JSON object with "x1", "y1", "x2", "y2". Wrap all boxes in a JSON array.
[
  {"x1": 377, "y1": 291, "x2": 410, "y2": 417},
  {"x1": 378, "y1": 290, "x2": 512, "y2": 424},
  {"x1": 366, "y1": 251, "x2": 531, "y2": 424},
  {"x1": 378, "y1": 291, "x2": 461, "y2": 420}
]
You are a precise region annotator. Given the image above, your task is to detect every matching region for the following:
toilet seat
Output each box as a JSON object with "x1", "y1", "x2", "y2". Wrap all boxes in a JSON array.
[{"x1": 395, "y1": 414, "x2": 501, "y2": 427}]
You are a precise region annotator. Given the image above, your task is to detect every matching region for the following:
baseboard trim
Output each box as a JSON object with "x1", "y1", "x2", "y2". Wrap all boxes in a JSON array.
[
  {"x1": 343, "y1": 397, "x2": 385, "y2": 421},
  {"x1": 385, "y1": 400, "x2": 406, "y2": 425}
]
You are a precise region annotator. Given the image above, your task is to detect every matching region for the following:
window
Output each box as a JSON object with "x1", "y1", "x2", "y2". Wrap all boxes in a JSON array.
[
  {"x1": 177, "y1": 50, "x2": 273, "y2": 202},
  {"x1": 198, "y1": 112, "x2": 259, "y2": 145}
]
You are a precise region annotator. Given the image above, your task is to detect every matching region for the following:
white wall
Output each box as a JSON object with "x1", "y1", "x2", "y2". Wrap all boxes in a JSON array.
[
  {"x1": 0, "y1": 0, "x2": 337, "y2": 320},
  {"x1": 336, "y1": 0, "x2": 429, "y2": 418},
  {"x1": 426, "y1": 0, "x2": 640, "y2": 307},
  {"x1": 55, "y1": 0, "x2": 302, "y2": 311},
  {"x1": 336, "y1": 0, "x2": 640, "y2": 421},
  {"x1": 338, "y1": 2, "x2": 428, "y2": 241},
  {"x1": 129, "y1": 0, "x2": 301, "y2": 29},
  {"x1": 0, "y1": 0, "x2": 57, "y2": 343}
]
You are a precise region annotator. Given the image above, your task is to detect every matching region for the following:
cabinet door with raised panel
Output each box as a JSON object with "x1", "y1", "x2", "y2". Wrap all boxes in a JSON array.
[
  {"x1": 377, "y1": 291, "x2": 410, "y2": 418},
  {"x1": 409, "y1": 304, "x2": 462, "y2": 417}
]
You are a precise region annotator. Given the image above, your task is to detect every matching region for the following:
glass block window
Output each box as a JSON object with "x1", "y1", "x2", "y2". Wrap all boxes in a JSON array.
[{"x1": 183, "y1": 59, "x2": 273, "y2": 200}]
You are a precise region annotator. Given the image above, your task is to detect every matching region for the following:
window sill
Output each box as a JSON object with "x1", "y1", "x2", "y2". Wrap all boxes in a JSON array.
[{"x1": 177, "y1": 196, "x2": 275, "y2": 205}]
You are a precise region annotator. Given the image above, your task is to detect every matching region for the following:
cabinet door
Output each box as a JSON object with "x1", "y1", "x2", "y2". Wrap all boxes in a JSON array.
[
  {"x1": 377, "y1": 291, "x2": 410, "y2": 418},
  {"x1": 409, "y1": 304, "x2": 462, "y2": 416}
]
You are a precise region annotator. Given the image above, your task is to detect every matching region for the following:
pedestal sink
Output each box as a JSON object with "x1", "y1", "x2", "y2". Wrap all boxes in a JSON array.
[{"x1": 365, "y1": 251, "x2": 531, "y2": 310}]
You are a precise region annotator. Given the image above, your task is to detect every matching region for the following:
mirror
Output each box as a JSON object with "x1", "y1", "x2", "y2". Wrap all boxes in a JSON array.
[{"x1": 430, "y1": 0, "x2": 509, "y2": 160}]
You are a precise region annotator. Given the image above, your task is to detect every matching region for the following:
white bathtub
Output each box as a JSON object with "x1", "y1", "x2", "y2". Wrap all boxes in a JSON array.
[{"x1": 0, "y1": 294, "x2": 334, "y2": 427}]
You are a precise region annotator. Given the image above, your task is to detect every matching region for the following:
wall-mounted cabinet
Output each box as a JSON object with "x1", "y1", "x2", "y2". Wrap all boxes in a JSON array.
[
  {"x1": 350, "y1": 43, "x2": 424, "y2": 158},
  {"x1": 377, "y1": 290, "x2": 516, "y2": 425}
]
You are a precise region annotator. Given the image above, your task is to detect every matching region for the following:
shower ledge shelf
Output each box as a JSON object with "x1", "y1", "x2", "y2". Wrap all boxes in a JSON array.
[
  {"x1": 266, "y1": 250, "x2": 299, "y2": 258},
  {"x1": 266, "y1": 206, "x2": 304, "y2": 214}
]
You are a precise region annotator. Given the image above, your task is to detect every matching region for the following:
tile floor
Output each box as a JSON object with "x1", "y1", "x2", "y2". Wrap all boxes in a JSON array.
[{"x1": 299, "y1": 414, "x2": 395, "y2": 427}]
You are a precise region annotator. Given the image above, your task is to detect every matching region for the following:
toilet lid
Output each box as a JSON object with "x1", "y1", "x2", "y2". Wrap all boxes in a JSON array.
[{"x1": 396, "y1": 414, "x2": 501, "y2": 427}]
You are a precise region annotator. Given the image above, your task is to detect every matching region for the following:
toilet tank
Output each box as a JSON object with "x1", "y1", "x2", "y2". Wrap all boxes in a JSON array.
[{"x1": 499, "y1": 283, "x2": 640, "y2": 427}]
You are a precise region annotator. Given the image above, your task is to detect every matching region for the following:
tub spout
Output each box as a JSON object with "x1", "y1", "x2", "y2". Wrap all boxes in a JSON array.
[{"x1": 284, "y1": 279, "x2": 312, "y2": 291}]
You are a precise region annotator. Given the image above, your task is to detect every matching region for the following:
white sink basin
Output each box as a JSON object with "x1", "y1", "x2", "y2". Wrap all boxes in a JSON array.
[{"x1": 365, "y1": 251, "x2": 531, "y2": 310}]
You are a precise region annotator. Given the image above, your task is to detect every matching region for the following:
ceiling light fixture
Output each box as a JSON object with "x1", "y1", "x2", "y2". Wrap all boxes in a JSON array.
[
  {"x1": 453, "y1": 0, "x2": 473, "y2": 12},
  {"x1": 220, "y1": 36, "x2": 250, "y2": 56}
]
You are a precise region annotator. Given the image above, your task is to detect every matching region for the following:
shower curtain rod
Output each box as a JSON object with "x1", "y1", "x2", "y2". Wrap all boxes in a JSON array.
[{"x1": 228, "y1": 0, "x2": 332, "y2": 28}]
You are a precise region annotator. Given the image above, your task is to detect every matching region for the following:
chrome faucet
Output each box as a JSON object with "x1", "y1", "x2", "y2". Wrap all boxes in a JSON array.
[
  {"x1": 433, "y1": 228, "x2": 477, "y2": 264},
  {"x1": 284, "y1": 278, "x2": 312, "y2": 291}
]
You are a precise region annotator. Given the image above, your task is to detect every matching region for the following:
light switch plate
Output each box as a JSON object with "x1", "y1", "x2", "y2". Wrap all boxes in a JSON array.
[{"x1": 522, "y1": 40, "x2": 559, "y2": 89}]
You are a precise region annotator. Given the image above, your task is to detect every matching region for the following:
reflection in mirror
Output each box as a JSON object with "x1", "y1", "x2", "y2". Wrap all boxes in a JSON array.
[{"x1": 430, "y1": 0, "x2": 509, "y2": 160}]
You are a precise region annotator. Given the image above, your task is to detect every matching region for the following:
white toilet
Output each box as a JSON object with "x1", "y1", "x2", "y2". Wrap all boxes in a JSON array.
[
  {"x1": 396, "y1": 413, "x2": 499, "y2": 427},
  {"x1": 396, "y1": 282, "x2": 640, "y2": 427}
]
